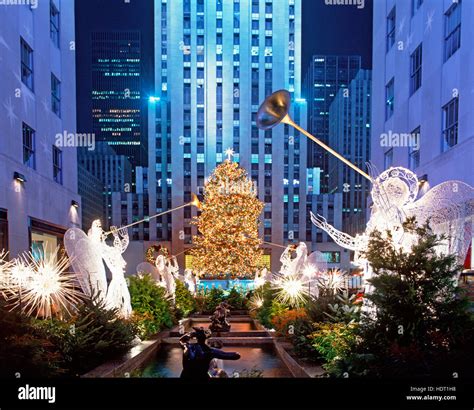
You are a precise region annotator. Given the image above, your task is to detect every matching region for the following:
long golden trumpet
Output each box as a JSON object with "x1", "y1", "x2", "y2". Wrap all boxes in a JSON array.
[
  {"x1": 256, "y1": 89, "x2": 372, "y2": 182},
  {"x1": 105, "y1": 193, "x2": 201, "y2": 235}
]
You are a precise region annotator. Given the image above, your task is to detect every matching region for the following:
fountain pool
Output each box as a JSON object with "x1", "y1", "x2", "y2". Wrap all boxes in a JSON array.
[{"x1": 139, "y1": 344, "x2": 292, "y2": 378}]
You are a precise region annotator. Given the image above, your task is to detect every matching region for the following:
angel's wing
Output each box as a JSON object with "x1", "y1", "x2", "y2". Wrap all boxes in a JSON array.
[
  {"x1": 310, "y1": 212, "x2": 359, "y2": 250},
  {"x1": 292, "y1": 242, "x2": 307, "y2": 276},
  {"x1": 64, "y1": 228, "x2": 108, "y2": 298},
  {"x1": 404, "y1": 180, "x2": 474, "y2": 263},
  {"x1": 306, "y1": 251, "x2": 328, "y2": 273},
  {"x1": 136, "y1": 262, "x2": 160, "y2": 282}
]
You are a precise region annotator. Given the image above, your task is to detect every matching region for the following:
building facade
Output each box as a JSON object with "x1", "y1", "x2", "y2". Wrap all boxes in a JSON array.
[
  {"x1": 78, "y1": 142, "x2": 132, "y2": 229},
  {"x1": 372, "y1": 0, "x2": 473, "y2": 186},
  {"x1": 0, "y1": 1, "x2": 80, "y2": 258},
  {"x1": 144, "y1": 0, "x2": 306, "y2": 273},
  {"x1": 328, "y1": 70, "x2": 372, "y2": 236},
  {"x1": 303, "y1": 55, "x2": 362, "y2": 193},
  {"x1": 77, "y1": 164, "x2": 104, "y2": 231}
]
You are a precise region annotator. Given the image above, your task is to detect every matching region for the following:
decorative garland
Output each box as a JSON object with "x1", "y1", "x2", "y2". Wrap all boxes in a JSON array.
[{"x1": 145, "y1": 244, "x2": 169, "y2": 264}]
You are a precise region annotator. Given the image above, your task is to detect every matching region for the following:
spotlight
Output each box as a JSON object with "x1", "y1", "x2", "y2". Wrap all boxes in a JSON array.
[
  {"x1": 148, "y1": 96, "x2": 160, "y2": 103},
  {"x1": 71, "y1": 200, "x2": 79, "y2": 208},
  {"x1": 13, "y1": 172, "x2": 26, "y2": 183},
  {"x1": 418, "y1": 174, "x2": 428, "y2": 186}
]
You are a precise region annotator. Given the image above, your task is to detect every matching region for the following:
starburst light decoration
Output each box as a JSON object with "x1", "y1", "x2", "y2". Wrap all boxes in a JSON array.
[
  {"x1": 18, "y1": 248, "x2": 81, "y2": 319},
  {"x1": 273, "y1": 273, "x2": 309, "y2": 307}
]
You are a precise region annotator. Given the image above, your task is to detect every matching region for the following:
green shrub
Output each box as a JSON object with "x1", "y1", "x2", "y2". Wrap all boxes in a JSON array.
[
  {"x1": 253, "y1": 283, "x2": 288, "y2": 328},
  {"x1": 201, "y1": 287, "x2": 225, "y2": 312},
  {"x1": 175, "y1": 280, "x2": 196, "y2": 319},
  {"x1": 35, "y1": 294, "x2": 138, "y2": 376},
  {"x1": 323, "y1": 291, "x2": 361, "y2": 324},
  {"x1": 304, "y1": 291, "x2": 337, "y2": 323},
  {"x1": 0, "y1": 301, "x2": 65, "y2": 377},
  {"x1": 226, "y1": 287, "x2": 248, "y2": 310},
  {"x1": 128, "y1": 274, "x2": 175, "y2": 338},
  {"x1": 309, "y1": 322, "x2": 357, "y2": 364}
]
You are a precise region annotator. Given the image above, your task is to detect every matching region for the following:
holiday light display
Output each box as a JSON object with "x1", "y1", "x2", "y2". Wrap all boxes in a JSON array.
[
  {"x1": 311, "y1": 166, "x2": 474, "y2": 294},
  {"x1": 21, "y1": 249, "x2": 81, "y2": 318},
  {"x1": 65, "y1": 220, "x2": 132, "y2": 318},
  {"x1": 273, "y1": 273, "x2": 309, "y2": 307},
  {"x1": 0, "y1": 248, "x2": 80, "y2": 319},
  {"x1": 190, "y1": 156, "x2": 264, "y2": 278}
]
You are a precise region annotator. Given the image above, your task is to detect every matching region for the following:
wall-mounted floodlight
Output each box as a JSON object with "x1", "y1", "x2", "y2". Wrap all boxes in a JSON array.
[
  {"x1": 14, "y1": 172, "x2": 27, "y2": 183},
  {"x1": 149, "y1": 96, "x2": 160, "y2": 103},
  {"x1": 71, "y1": 200, "x2": 79, "y2": 208}
]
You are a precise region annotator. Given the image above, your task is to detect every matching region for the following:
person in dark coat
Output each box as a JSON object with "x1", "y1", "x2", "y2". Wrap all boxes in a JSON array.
[{"x1": 179, "y1": 327, "x2": 240, "y2": 379}]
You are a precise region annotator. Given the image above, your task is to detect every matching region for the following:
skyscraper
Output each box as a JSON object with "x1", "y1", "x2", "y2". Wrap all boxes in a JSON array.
[
  {"x1": 78, "y1": 142, "x2": 132, "y2": 229},
  {"x1": 75, "y1": 0, "x2": 154, "y2": 229},
  {"x1": 90, "y1": 31, "x2": 146, "y2": 167},
  {"x1": 145, "y1": 0, "x2": 306, "y2": 273},
  {"x1": 304, "y1": 55, "x2": 361, "y2": 193},
  {"x1": 0, "y1": 1, "x2": 80, "y2": 258},
  {"x1": 328, "y1": 70, "x2": 371, "y2": 236}
]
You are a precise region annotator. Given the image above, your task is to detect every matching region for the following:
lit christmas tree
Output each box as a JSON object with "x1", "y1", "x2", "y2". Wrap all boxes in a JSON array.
[{"x1": 190, "y1": 150, "x2": 264, "y2": 278}]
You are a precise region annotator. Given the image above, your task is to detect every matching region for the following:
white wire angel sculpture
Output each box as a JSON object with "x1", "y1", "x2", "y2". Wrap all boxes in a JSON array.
[
  {"x1": 155, "y1": 254, "x2": 177, "y2": 302},
  {"x1": 65, "y1": 220, "x2": 132, "y2": 318},
  {"x1": 279, "y1": 242, "x2": 308, "y2": 276},
  {"x1": 184, "y1": 269, "x2": 197, "y2": 295},
  {"x1": 310, "y1": 165, "x2": 474, "y2": 287},
  {"x1": 104, "y1": 226, "x2": 132, "y2": 318}
]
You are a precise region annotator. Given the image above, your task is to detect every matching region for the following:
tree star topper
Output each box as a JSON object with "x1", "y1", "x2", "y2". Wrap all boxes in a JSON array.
[{"x1": 225, "y1": 147, "x2": 234, "y2": 161}]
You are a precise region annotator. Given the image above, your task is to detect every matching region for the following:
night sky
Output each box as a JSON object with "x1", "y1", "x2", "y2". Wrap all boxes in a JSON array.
[{"x1": 301, "y1": 0, "x2": 373, "y2": 76}]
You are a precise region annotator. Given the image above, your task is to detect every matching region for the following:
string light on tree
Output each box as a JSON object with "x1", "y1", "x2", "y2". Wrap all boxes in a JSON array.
[{"x1": 190, "y1": 158, "x2": 264, "y2": 278}]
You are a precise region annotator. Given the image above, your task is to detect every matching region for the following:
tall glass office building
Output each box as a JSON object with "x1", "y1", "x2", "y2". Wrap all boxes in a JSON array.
[
  {"x1": 304, "y1": 55, "x2": 361, "y2": 193},
  {"x1": 148, "y1": 0, "x2": 307, "y2": 272},
  {"x1": 91, "y1": 31, "x2": 146, "y2": 167}
]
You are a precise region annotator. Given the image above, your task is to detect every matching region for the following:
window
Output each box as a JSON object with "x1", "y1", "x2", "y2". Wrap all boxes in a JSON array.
[
  {"x1": 51, "y1": 74, "x2": 61, "y2": 116},
  {"x1": 384, "y1": 148, "x2": 393, "y2": 169},
  {"x1": 197, "y1": 0, "x2": 204, "y2": 13},
  {"x1": 412, "y1": 0, "x2": 423, "y2": 15},
  {"x1": 20, "y1": 38, "x2": 34, "y2": 90},
  {"x1": 252, "y1": 0, "x2": 259, "y2": 14},
  {"x1": 321, "y1": 251, "x2": 340, "y2": 264},
  {"x1": 23, "y1": 123, "x2": 36, "y2": 169},
  {"x1": 50, "y1": 1, "x2": 60, "y2": 47},
  {"x1": 409, "y1": 127, "x2": 420, "y2": 169},
  {"x1": 53, "y1": 146, "x2": 63, "y2": 184},
  {"x1": 385, "y1": 78, "x2": 394, "y2": 119},
  {"x1": 410, "y1": 44, "x2": 422, "y2": 95},
  {"x1": 442, "y1": 97, "x2": 459, "y2": 149},
  {"x1": 386, "y1": 7, "x2": 396, "y2": 52},
  {"x1": 444, "y1": 1, "x2": 461, "y2": 61}
]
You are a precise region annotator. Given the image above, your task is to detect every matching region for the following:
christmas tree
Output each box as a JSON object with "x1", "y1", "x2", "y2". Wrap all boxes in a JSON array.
[{"x1": 190, "y1": 153, "x2": 264, "y2": 278}]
